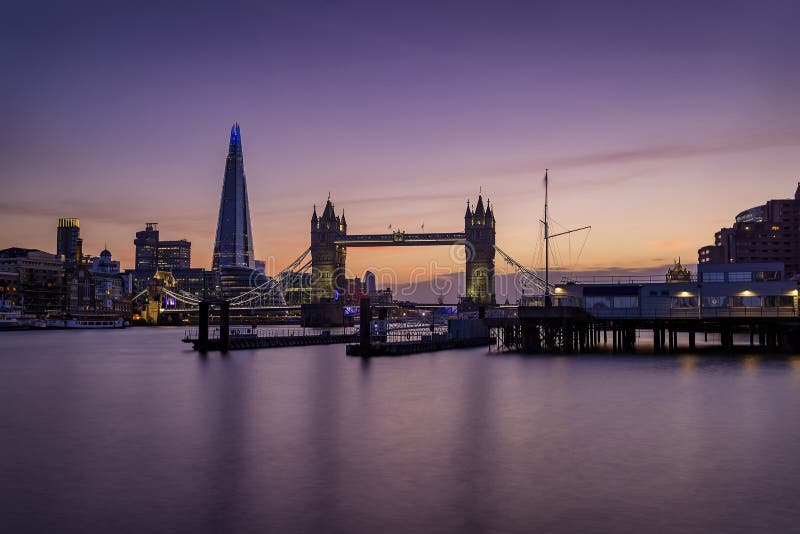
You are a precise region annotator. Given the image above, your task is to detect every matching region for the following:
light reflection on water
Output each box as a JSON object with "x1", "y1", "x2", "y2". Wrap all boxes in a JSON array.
[{"x1": 1, "y1": 328, "x2": 799, "y2": 533}]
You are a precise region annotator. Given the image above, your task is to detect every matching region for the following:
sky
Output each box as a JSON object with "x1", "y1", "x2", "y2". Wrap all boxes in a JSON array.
[{"x1": 1, "y1": 0, "x2": 799, "y2": 282}]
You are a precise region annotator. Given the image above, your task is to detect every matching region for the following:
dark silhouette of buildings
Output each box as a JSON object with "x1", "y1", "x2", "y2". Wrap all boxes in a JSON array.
[{"x1": 699, "y1": 182, "x2": 800, "y2": 278}]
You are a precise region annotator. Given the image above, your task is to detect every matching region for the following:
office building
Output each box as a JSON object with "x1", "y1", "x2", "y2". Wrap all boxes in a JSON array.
[
  {"x1": 157, "y1": 239, "x2": 191, "y2": 271},
  {"x1": 699, "y1": 182, "x2": 800, "y2": 277},
  {"x1": 0, "y1": 248, "x2": 65, "y2": 316},
  {"x1": 134, "y1": 223, "x2": 160, "y2": 272},
  {"x1": 134, "y1": 223, "x2": 191, "y2": 272},
  {"x1": 56, "y1": 218, "x2": 82, "y2": 265}
]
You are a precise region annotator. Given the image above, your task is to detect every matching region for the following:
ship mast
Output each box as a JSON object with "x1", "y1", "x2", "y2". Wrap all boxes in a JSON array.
[
  {"x1": 540, "y1": 169, "x2": 591, "y2": 307},
  {"x1": 544, "y1": 169, "x2": 550, "y2": 306}
]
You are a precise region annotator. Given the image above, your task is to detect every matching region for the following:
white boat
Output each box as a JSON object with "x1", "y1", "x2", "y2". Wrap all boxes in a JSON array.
[
  {"x1": 0, "y1": 305, "x2": 23, "y2": 329},
  {"x1": 20, "y1": 317, "x2": 47, "y2": 329}
]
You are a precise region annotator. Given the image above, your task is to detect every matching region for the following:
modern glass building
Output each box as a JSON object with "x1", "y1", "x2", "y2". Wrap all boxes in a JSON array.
[
  {"x1": 212, "y1": 123, "x2": 255, "y2": 271},
  {"x1": 157, "y1": 239, "x2": 191, "y2": 271},
  {"x1": 134, "y1": 222, "x2": 159, "y2": 272},
  {"x1": 56, "y1": 218, "x2": 82, "y2": 265}
]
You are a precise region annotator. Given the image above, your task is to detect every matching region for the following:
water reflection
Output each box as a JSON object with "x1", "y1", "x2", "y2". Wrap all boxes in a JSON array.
[
  {"x1": 679, "y1": 354, "x2": 699, "y2": 374},
  {"x1": 1, "y1": 330, "x2": 799, "y2": 533},
  {"x1": 741, "y1": 355, "x2": 761, "y2": 376}
]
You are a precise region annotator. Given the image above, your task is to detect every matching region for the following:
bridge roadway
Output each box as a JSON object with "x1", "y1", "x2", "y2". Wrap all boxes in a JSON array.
[{"x1": 335, "y1": 232, "x2": 465, "y2": 247}]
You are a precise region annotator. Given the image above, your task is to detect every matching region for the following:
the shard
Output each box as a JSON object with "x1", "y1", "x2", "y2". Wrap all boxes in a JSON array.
[{"x1": 212, "y1": 123, "x2": 255, "y2": 271}]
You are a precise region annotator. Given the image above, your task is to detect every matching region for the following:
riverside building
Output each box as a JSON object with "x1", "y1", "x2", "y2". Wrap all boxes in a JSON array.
[{"x1": 699, "y1": 182, "x2": 800, "y2": 278}]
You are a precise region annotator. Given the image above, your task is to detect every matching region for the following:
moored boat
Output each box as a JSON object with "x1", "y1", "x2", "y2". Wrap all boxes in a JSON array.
[{"x1": 64, "y1": 315, "x2": 126, "y2": 329}]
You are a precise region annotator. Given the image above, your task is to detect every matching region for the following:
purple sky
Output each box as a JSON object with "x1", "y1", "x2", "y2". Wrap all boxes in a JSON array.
[{"x1": 1, "y1": 0, "x2": 799, "y2": 281}]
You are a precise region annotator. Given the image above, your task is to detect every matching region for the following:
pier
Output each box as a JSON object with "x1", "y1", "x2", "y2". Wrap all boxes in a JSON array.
[
  {"x1": 486, "y1": 305, "x2": 800, "y2": 354},
  {"x1": 183, "y1": 326, "x2": 359, "y2": 352},
  {"x1": 184, "y1": 298, "x2": 359, "y2": 351}
]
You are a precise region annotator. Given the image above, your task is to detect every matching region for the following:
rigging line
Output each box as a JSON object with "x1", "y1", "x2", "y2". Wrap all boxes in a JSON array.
[{"x1": 574, "y1": 227, "x2": 591, "y2": 271}]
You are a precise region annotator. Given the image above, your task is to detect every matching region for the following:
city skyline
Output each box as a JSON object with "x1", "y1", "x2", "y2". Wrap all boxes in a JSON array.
[{"x1": 2, "y1": 1, "x2": 799, "y2": 281}]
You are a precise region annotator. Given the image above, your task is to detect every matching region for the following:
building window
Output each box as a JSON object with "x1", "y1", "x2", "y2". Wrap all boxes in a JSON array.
[
  {"x1": 727, "y1": 272, "x2": 752, "y2": 282},
  {"x1": 702, "y1": 272, "x2": 724, "y2": 282},
  {"x1": 585, "y1": 296, "x2": 611, "y2": 309},
  {"x1": 754, "y1": 271, "x2": 780, "y2": 281},
  {"x1": 613, "y1": 296, "x2": 639, "y2": 308},
  {"x1": 671, "y1": 297, "x2": 697, "y2": 308},
  {"x1": 730, "y1": 296, "x2": 760, "y2": 307},
  {"x1": 702, "y1": 296, "x2": 725, "y2": 307},
  {"x1": 762, "y1": 295, "x2": 793, "y2": 307}
]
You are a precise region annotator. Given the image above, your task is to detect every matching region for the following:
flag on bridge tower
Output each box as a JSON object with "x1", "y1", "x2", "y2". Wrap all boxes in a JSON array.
[{"x1": 421, "y1": 221, "x2": 425, "y2": 230}]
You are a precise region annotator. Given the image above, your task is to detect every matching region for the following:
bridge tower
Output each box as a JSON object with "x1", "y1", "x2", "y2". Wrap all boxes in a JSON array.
[
  {"x1": 310, "y1": 195, "x2": 347, "y2": 301},
  {"x1": 465, "y1": 194, "x2": 496, "y2": 304}
]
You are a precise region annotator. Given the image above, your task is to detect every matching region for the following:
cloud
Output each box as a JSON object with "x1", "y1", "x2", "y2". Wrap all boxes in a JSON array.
[{"x1": 449, "y1": 130, "x2": 800, "y2": 192}]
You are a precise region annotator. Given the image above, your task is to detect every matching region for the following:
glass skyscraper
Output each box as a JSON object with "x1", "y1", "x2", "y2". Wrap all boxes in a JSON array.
[
  {"x1": 212, "y1": 123, "x2": 255, "y2": 271},
  {"x1": 56, "y1": 218, "x2": 82, "y2": 265}
]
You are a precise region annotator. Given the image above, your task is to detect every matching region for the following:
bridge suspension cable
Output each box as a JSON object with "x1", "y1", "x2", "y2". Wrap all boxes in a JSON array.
[
  {"x1": 228, "y1": 247, "x2": 312, "y2": 305},
  {"x1": 162, "y1": 287, "x2": 203, "y2": 305},
  {"x1": 494, "y1": 245, "x2": 553, "y2": 294}
]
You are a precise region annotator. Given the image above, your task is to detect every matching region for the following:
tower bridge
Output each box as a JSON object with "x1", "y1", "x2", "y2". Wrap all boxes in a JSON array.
[
  {"x1": 310, "y1": 193, "x2": 498, "y2": 304},
  {"x1": 131, "y1": 124, "x2": 551, "y2": 324}
]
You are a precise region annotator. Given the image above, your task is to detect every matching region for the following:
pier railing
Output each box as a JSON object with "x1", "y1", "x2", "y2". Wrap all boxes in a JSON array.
[
  {"x1": 583, "y1": 306, "x2": 797, "y2": 320},
  {"x1": 562, "y1": 274, "x2": 698, "y2": 284}
]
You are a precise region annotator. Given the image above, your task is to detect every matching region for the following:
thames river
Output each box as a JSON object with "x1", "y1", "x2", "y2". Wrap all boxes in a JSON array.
[{"x1": 1, "y1": 328, "x2": 799, "y2": 533}]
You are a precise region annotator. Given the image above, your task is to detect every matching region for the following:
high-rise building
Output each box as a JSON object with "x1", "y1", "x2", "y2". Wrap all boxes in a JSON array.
[
  {"x1": 364, "y1": 270, "x2": 377, "y2": 295},
  {"x1": 157, "y1": 239, "x2": 191, "y2": 271},
  {"x1": 698, "y1": 182, "x2": 800, "y2": 277},
  {"x1": 56, "y1": 218, "x2": 82, "y2": 265},
  {"x1": 134, "y1": 223, "x2": 191, "y2": 272},
  {"x1": 134, "y1": 223, "x2": 159, "y2": 272},
  {"x1": 212, "y1": 123, "x2": 255, "y2": 271}
]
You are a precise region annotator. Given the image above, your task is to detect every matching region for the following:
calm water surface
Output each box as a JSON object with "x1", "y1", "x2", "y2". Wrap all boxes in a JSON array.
[{"x1": 1, "y1": 328, "x2": 799, "y2": 533}]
